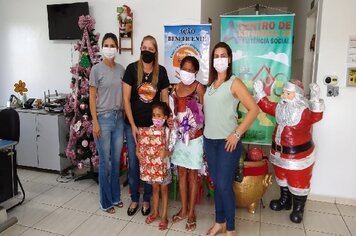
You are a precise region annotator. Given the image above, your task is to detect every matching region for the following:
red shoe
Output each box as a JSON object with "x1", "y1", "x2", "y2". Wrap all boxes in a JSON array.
[
  {"x1": 145, "y1": 215, "x2": 157, "y2": 224},
  {"x1": 158, "y1": 220, "x2": 169, "y2": 230}
]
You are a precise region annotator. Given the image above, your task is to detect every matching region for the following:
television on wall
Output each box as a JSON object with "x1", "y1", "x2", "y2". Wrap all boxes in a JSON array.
[{"x1": 47, "y1": 2, "x2": 89, "y2": 40}]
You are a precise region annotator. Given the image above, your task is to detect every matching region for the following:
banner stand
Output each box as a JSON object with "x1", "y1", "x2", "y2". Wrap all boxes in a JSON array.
[{"x1": 220, "y1": 12, "x2": 295, "y2": 145}]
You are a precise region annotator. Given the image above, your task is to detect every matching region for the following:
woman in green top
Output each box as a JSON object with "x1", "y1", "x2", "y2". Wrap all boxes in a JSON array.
[{"x1": 203, "y1": 42, "x2": 259, "y2": 236}]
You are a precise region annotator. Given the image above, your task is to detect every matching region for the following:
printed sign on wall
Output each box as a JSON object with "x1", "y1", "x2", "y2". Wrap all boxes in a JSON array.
[
  {"x1": 164, "y1": 25, "x2": 211, "y2": 84},
  {"x1": 221, "y1": 15, "x2": 295, "y2": 144}
]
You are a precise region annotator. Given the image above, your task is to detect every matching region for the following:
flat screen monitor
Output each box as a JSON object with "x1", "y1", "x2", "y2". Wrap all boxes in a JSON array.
[{"x1": 47, "y1": 2, "x2": 89, "y2": 40}]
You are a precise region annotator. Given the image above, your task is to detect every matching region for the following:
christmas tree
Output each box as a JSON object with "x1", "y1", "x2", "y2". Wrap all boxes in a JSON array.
[{"x1": 64, "y1": 15, "x2": 101, "y2": 168}]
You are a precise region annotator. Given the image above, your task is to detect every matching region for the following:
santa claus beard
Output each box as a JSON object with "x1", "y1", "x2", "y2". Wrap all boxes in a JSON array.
[{"x1": 276, "y1": 96, "x2": 308, "y2": 126}]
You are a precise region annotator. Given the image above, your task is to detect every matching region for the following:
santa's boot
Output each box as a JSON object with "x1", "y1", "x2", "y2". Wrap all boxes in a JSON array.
[
  {"x1": 270, "y1": 187, "x2": 292, "y2": 211},
  {"x1": 290, "y1": 195, "x2": 307, "y2": 223}
]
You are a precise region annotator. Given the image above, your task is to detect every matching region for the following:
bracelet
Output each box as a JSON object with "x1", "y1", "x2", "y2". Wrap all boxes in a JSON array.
[{"x1": 233, "y1": 130, "x2": 241, "y2": 140}]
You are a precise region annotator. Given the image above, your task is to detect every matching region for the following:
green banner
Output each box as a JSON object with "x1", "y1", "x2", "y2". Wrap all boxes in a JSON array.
[{"x1": 221, "y1": 15, "x2": 294, "y2": 144}]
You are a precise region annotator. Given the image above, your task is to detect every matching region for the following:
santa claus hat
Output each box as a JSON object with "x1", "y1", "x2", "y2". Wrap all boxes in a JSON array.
[{"x1": 283, "y1": 79, "x2": 304, "y2": 96}]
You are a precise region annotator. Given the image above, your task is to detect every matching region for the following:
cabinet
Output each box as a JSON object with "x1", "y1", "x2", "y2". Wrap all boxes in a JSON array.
[{"x1": 16, "y1": 110, "x2": 71, "y2": 172}]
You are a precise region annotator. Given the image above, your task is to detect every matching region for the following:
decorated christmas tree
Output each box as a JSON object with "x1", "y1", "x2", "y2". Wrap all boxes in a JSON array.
[{"x1": 64, "y1": 15, "x2": 101, "y2": 168}]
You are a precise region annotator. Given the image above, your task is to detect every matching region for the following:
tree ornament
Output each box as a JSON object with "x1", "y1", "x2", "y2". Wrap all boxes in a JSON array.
[
  {"x1": 77, "y1": 148, "x2": 84, "y2": 154},
  {"x1": 82, "y1": 139, "x2": 88, "y2": 148},
  {"x1": 77, "y1": 162, "x2": 84, "y2": 169},
  {"x1": 83, "y1": 114, "x2": 89, "y2": 120},
  {"x1": 79, "y1": 54, "x2": 91, "y2": 68}
]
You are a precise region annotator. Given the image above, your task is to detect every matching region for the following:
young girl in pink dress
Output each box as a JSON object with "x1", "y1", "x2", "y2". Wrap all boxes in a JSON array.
[{"x1": 136, "y1": 102, "x2": 173, "y2": 230}]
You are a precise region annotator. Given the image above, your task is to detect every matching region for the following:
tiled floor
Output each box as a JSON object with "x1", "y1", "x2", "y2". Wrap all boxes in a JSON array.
[{"x1": 1, "y1": 168, "x2": 355, "y2": 236}]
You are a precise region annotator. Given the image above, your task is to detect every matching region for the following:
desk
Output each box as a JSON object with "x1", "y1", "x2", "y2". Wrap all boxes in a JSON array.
[{"x1": 0, "y1": 140, "x2": 17, "y2": 149}]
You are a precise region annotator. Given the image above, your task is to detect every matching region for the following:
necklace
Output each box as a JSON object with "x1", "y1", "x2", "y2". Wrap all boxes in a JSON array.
[
  {"x1": 144, "y1": 72, "x2": 151, "y2": 80},
  {"x1": 208, "y1": 81, "x2": 222, "y2": 96}
]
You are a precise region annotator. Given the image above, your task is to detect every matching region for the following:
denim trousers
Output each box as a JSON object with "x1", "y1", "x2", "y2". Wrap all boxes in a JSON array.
[
  {"x1": 94, "y1": 110, "x2": 124, "y2": 210},
  {"x1": 124, "y1": 123, "x2": 152, "y2": 203},
  {"x1": 203, "y1": 137, "x2": 242, "y2": 231}
]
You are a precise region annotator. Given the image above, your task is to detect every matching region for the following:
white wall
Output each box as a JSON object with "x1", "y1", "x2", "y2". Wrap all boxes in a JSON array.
[
  {"x1": 309, "y1": 0, "x2": 356, "y2": 204},
  {"x1": 0, "y1": 0, "x2": 201, "y2": 106},
  {"x1": 200, "y1": 0, "x2": 236, "y2": 47}
]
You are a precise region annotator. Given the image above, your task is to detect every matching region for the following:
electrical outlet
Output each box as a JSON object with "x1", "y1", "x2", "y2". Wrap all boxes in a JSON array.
[{"x1": 327, "y1": 85, "x2": 339, "y2": 97}]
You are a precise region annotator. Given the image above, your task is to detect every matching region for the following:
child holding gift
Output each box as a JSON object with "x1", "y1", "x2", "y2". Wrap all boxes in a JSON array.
[{"x1": 136, "y1": 102, "x2": 174, "y2": 230}]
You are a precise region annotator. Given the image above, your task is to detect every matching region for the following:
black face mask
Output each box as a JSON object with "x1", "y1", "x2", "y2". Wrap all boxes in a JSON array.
[{"x1": 141, "y1": 50, "x2": 155, "y2": 63}]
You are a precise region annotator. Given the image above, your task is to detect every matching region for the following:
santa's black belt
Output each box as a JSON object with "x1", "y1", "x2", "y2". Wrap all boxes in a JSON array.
[{"x1": 272, "y1": 141, "x2": 313, "y2": 154}]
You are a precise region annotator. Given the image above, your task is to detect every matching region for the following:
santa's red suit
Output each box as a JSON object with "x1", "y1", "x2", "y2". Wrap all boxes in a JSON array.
[
  {"x1": 257, "y1": 97, "x2": 323, "y2": 196},
  {"x1": 254, "y1": 80, "x2": 324, "y2": 224}
]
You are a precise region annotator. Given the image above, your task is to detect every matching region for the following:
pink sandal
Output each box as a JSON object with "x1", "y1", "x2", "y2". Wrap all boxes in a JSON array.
[
  {"x1": 145, "y1": 215, "x2": 157, "y2": 224},
  {"x1": 158, "y1": 220, "x2": 169, "y2": 230}
]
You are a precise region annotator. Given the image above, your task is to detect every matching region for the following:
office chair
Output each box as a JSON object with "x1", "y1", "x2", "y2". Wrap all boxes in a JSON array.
[
  {"x1": 0, "y1": 108, "x2": 24, "y2": 211},
  {"x1": 0, "y1": 108, "x2": 20, "y2": 142}
]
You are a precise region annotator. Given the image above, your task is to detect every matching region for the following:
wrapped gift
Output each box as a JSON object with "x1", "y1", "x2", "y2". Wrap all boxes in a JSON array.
[{"x1": 137, "y1": 127, "x2": 167, "y2": 183}]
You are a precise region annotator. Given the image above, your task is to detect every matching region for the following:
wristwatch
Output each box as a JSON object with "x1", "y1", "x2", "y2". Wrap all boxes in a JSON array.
[{"x1": 233, "y1": 130, "x2": 241, "y2": 139}]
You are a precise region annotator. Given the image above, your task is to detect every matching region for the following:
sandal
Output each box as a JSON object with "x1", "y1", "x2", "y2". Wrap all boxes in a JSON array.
[
  {"x1": 115, "y1": 201, "x2": 123, "y2": 208},
  {"x1": 145, "y1": 214, "x2": 158, "y2": 224},
  {"x1": 172, "y1": 211, "x2": 187, "y2": 223},
  {"x1": 206, "y1": 223, "x2": 226, "y2": 236},
  {"x1": 185, "y1": 218, "x2": 196, "y2": 232},
  {"x1": 106, "y1": 207, "x2": 115, "y2": 214},
  {"x1": 158, "y1": 220, "x2": 169, "y2": 231}
]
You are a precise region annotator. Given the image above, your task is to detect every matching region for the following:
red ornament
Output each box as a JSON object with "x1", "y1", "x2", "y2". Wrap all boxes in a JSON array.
[{"x1": 248, "y1": 147, "x2": 264, "y2": 161}]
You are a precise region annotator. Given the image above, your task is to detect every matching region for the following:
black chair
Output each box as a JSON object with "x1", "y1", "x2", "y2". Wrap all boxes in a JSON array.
[
  {"x1": 0, "y1": 108, "x2": 25, "y2": 210},
  {"x1": 0, "y1": 108, "x2": 20, "y2": 142}
]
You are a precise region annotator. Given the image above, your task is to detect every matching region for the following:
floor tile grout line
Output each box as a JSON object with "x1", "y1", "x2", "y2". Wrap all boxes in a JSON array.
[
  {"x1": 29, "y1": 224, "x2": 66, "y2": 236},
  {"x1": 115, "y1": 219, "x2": 131, "y2": 236},
  {"x1": 13, "y1": 203, "x2": 59, "y2": 228},
  {"x1": 335, "y1": 203, "x2": 353, "y2": 236},
  {"x1": 14, "y1": 184, "x2": 58, "y2": 207},
  {"x1": 302, "y1": 217, "x2": 307, "y2": 236},
  {"x1": 306, "y1": 209, "x2": 344, "y2": 216},
  {"x1": 66, "y1": 211, "x2": 93, "y2": 236},
  {"x1": 17, "y1": 225, "x2": 31, "y2": 236},
  {"x1": 260, "y1": 221, "x2": 305, "y2": 230},
  {"x1": 167, "y1": 227, "x2": 202, "y2": 236},
  {"x1": 305, "y1": 229, "x2": 340, "y2": 235}
]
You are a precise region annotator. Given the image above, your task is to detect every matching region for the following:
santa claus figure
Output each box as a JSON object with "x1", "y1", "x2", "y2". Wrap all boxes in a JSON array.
[{"x1": 254, "y1": 79, "x2": 324, "y2": 223}]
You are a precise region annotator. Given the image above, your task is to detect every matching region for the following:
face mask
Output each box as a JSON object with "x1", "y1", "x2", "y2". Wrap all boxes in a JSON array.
[
  {"x1": 102, "y1": 47, "x2": 117, "y2": 59},
  {"x1": 180, "y1": 70, "x2": 196, "y2": 85},
  {"x1": 141, "y1": 50, "x2": 155, "y2": 63},
  {"x1": 152, "y1": 118, "x2": 165, "y2": 127},
  {"x1": 213, "y1": 58, "x2": 229, "y2": 73}
]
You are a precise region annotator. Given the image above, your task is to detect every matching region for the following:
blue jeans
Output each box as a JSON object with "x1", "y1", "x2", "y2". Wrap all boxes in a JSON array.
[
  {"x1": 203, "y1": 137, "x2": 242, "y2": 231},
  {"x1": 124, "y1": 123, "x2": 152, "y2": 203},
  {"x1": 94, "y1": 110, "x2": 124, "y2": 210}
]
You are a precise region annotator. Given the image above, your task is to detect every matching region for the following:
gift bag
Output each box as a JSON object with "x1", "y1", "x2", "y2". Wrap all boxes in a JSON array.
[{"x1": 137, "y1": 127, "x2": 167, "y2": 183}]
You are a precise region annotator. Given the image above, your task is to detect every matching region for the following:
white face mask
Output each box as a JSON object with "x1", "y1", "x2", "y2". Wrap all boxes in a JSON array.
[
  {"x1": 180, "y1": 70, "x2": 196, "y2": 85},
  {"x1": 213, "y1": 58, "x2": 229, "y2": 73},
  {"x1": 102, "y1": 47, "x2": 117, "y2": 59}
]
